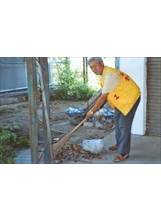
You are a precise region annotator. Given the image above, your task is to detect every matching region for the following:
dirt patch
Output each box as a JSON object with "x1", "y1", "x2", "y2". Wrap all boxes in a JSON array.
[{"x1": 1, "y1": 100, "x2": 113, "y2": 139}]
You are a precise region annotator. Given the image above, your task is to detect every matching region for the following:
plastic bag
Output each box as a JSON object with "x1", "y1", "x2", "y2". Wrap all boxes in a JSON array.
[
  {"x1": 81, "y1": 139, "x2": 104, "y2": 155},
  {"x1": 93, "y1": 108, "x2": 114, "y2": 130},
  {"x1": 66, "y1": 107, "x2": 85, "y2": 117}
]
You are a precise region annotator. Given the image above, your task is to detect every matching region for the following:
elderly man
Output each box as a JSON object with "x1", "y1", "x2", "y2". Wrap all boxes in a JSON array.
[{"x1": 86, "y1": 57, "x2": 141, "y2": 162}]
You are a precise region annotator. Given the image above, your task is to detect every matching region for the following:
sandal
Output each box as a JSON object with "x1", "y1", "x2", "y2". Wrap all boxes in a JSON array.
[
  {"x1": 113, "y1": 154, "x2": 129, "y2": 163},
  {"x1": 109, "y1": 145, "x2": 118, "y2": 151}
]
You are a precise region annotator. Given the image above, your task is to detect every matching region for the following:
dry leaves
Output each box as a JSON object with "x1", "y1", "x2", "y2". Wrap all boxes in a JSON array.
[{"x1": 54, "y1": 142, "x2": 103, "y2": 164}]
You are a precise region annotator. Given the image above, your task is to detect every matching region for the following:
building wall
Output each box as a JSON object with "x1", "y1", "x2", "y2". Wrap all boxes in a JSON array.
[
  {"x1": 146, "y1": 57, "x2": 161, "y2": 136},
  {"x1": 0, "y1": 57, "x2": 27, "y2": 92},
  {"x1": 119, "y1": 57, "x2": 147, "y2": 135},
  {"x1": 0, "y1": 57, "x2": 54, "y2": 93}
]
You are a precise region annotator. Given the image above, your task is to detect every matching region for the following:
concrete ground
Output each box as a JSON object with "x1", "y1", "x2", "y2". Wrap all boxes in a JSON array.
[
  {"x1": 15, "y1": 131, "x2": 161, "y2": 164},
  {"x1": 92, "y1": 131, "x2": 161, "y2": 164}
]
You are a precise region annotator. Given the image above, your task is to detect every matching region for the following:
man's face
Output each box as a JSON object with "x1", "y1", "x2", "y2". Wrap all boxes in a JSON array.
[{"x1": 89, "y1": 60, "x2": 104, "y2": 75}]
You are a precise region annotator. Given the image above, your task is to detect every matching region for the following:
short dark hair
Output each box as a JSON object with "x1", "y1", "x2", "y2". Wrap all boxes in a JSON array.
[{"x1": 87, "y1": 57, "x2": 103, "y2": 65}]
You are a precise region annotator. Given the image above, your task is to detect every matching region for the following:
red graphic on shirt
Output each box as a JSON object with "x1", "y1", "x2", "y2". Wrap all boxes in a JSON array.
[
  {"x1": 120, "y1": 72, "x2": 124, "y2": 76},
  {"x1": 125, "y1": 76, "x2": 130, "y2": 81},
  {"x1": 114, "y1": 94, "x2": 120, "y2": 100}
]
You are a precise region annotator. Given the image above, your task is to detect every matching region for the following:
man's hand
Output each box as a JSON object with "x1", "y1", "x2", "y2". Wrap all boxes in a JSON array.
[
  {"x1": 85, "y1": 93, "x2": 108, "y2": 120},
  {"x1": 86, "y1": 110, "x2": 94, "y2": 120}
]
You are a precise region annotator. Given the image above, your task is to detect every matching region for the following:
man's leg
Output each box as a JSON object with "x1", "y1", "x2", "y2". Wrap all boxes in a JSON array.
[
  {"x1": 114, "y1": 108, "x2": 121, "y2": 146},
  {"x1": 117, "y1": 97, "x2": 141, "y2": 155}
]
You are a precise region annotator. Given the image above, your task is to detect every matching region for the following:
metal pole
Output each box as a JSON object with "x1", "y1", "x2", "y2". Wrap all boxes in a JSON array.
[
  {"x1": 39, "y1": 58, "x2": 54, "y2": 164},
  {"x1": 26, "y1": 57, "x2": 39, "y2": 164}
]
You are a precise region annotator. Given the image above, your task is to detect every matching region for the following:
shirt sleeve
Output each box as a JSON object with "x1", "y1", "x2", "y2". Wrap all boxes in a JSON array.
[{"x1": 102, "y1": 73, "x2": 121, "y2": 94}]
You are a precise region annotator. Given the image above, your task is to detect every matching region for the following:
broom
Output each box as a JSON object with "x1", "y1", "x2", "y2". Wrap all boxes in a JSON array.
[
  {"x1": 53, "y1": 118, "x2": 87, "y2": 158},
  {"x1": 53, "y1": 90, "x2": 103, "y2": 158}
]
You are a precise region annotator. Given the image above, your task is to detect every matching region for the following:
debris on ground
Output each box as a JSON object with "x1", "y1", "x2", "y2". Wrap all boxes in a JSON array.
[{"x1": 54, "y1": 142, "x2": 103, "y2": 164}]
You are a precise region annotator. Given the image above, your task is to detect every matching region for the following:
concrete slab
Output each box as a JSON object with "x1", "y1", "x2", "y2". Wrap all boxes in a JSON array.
[
  {"x1": 97, "y1": 131, "x2": 161, "y2": 164},
  {"x1": 15, "y1": 149, "x2": 31, "y2": 164},
  {"x1": 14, "y1": 132, "x2": 161, "y2": 164}
]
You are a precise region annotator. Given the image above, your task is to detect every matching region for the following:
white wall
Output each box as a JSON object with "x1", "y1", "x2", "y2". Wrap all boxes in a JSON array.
[{"x1": 119, "y1": 57, "x2": 147, "y2": 135}]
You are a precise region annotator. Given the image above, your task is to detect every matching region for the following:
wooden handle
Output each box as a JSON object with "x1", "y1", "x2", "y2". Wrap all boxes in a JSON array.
[{"x1": 69, "y1": 118, "x2": 86, "y2": 135}]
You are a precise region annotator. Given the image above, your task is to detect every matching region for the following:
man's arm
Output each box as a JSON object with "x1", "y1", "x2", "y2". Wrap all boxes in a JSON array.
[
  {"x1": 86, "y1": 73, "x2": 120, "y2": 120},
  {"x1": 86, "y1": 93, "x2": 108, "y2": 120},
  {"x1": 102, "y1": 73, "x2": 120, "y2": 93}
]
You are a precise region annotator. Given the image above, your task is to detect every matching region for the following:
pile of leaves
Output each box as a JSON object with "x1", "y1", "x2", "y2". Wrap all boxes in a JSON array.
[{"x1": 54, "y1": 142, "x2": 103, "y2": 164}]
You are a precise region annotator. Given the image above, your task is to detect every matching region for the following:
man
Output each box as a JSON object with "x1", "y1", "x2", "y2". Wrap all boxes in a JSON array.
[{"x1": 86, "y1": 57, "x2": 141, "y2": 163}]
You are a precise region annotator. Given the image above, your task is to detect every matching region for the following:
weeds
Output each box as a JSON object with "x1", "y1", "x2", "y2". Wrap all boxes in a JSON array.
[{"x1": 0, "y1": 124, "x2": 30, "y2": 164}]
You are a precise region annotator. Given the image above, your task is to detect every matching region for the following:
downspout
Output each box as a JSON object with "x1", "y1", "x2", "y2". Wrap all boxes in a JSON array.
[{"x1": 115, "y1": 57, "x2": 120, "y2": 69}]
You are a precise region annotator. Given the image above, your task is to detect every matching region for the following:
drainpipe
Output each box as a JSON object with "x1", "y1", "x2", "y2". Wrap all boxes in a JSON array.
[{"x1": 115, "y1": 57, "x2": 120, "y2": 69}]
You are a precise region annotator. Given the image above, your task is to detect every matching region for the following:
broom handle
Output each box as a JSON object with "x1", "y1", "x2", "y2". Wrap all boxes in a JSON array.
[{"x1": 69, "y1": 118, "x2": 87, "y2": 135}]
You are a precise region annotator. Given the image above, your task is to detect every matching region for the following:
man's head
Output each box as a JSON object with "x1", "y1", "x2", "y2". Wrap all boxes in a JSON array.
[{"x1": 88, "y1": 57, "x2": 104, "y2": 76}]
